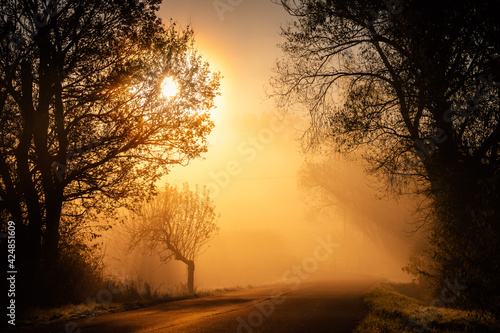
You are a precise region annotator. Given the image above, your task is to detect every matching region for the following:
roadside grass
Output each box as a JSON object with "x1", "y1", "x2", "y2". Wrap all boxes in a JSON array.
[
  {"x1": 20, "y1": 301, "x2": 152, "y2": 327},
  {"x1": 355, "y1": 283, "x2": 498, "y2": 333},
  {"x1": 19, "y1": 277, "x2": 244, "y2": 328}
]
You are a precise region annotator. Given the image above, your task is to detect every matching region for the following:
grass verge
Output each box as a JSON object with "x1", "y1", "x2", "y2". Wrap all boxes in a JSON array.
[
  {"x1": 354, "y1": 283, "x2": 498, "y2": 332},
  {"x1": 18, "y1": 284, "x2": 243, "y2": 329}
]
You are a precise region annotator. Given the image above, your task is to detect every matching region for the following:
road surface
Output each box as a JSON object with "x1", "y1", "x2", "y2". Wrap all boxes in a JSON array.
[{"x1": 27, "y1": 276, "x2": 377, "y2": 333}]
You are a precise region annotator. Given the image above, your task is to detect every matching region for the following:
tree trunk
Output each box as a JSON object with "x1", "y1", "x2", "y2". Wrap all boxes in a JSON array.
[
  {"x1": 44, "y1": 200, "x2": 63, "y2": 263},
  {"x1": 187, "y1": 260, "x2": 195, "y2": 294},
  {"x1": 425, "y1": 160, "x2": 500, "y2": 315}
]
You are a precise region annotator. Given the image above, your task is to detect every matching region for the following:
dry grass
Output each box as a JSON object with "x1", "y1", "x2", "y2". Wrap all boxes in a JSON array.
[
  {"x1": 355, "y1": 284, "x2": 498, "y2": 333},
  {"x1": 19, "y1": 278, "x2": 245, "y2": 327}
]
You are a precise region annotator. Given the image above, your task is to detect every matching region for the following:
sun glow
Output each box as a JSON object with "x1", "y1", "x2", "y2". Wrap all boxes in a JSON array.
[{"x1": 161, "y1": 77, "x2": 179, "y2": 99}]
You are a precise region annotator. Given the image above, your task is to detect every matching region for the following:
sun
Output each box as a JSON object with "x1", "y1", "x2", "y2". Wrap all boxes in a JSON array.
[{"x1": 161, "y1": 77, "x2": 179, "y2": 99}]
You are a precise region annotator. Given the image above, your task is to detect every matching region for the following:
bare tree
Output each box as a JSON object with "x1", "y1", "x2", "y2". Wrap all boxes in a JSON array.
[
  {"x1": 271, "y1": 0, "x2": 500, "y2": 313},
  {"x1": 298, "y1": 156, "x2": 411, "y2": 250},
  {"x1": 126, "y1": 183, "x2": 219, "y2": 294},
  {"x1": 271, "y1": 0, "x2": 499, "y2": 193}
]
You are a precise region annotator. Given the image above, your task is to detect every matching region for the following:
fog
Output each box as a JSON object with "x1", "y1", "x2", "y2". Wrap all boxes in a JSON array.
[
  {"x1": 98, "y1": 0, "x2": 419, "y2": 294},
  {"x1": 101, "y1": 110, "x2": 418, "y2": 293}
]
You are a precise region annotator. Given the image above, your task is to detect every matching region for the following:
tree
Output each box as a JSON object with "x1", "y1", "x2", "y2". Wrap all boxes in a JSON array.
[
  {"x1": 298, "y1": 156, "x2": 410, "y2": 250},
  {"x1": 0, "y1": 0, "x2": 220, "y2": 303},
  {"x1": 126, "y1": 183, "x2": 219, "y2": 294},
  {"x1": 271, "y1": 0, "x2": 500, "y2": 314}
]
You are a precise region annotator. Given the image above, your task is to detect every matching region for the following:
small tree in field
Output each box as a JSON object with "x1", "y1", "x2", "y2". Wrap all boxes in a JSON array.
[{"x1": 127, "y1": 183, "x2": 219, "y2": 294}]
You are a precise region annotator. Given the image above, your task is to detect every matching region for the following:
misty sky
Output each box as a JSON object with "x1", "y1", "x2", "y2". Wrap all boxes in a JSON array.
[
  {"x1": 159, "y1": 0, "x2": 314, "y2": 287},
  {"x1": 159, "y1": 2, "x2": 308, "y2": 235},
  {"x1": 105, "y1": 1, "x2": 415, "y2": 289}
]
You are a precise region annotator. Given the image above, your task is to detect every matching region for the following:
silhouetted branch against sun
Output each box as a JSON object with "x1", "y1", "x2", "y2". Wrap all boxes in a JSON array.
[{"x1": 0, "y1": 0, "x2": 221, "y2": 291}]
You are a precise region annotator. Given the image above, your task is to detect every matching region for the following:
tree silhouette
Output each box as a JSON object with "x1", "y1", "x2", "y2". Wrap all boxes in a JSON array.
[
  {"x1": 272, "y1": 0, "x2": 500, "y2": 314},
  {"x1": 297, "y1": 156, "x2": 409, "y2": 249},
  {"x1": 126, "y1": 183, "x2": 219, "y2": 294},
  {"x1": 0, "y1": 0, "x2": 220, "y2": 303}
]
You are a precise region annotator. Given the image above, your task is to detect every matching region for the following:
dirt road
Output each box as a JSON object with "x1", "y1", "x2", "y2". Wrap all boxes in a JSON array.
[{"x1": 25, "y1": 276, "x2": 377, "y2": 333}]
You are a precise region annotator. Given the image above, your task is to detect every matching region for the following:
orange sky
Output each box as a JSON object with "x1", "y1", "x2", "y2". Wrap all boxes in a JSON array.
[
  {"x1": 103, "y1": 1, "x2": 415, "y2": 290},
  {"x1": 158, "y1": 1, "x2": 301, "y2": 231}
]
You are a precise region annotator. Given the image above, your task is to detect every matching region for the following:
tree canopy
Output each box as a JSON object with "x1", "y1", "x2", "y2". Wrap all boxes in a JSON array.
[
  {"x1": 0, "y1": 0, "x2": 220, "y2": 304},
  {"x1": 272, "y1": 0, "x2": 499, "y2": 193},
  {"x1": 272, "y1": 0, "x2": 500, "y2": 314}
]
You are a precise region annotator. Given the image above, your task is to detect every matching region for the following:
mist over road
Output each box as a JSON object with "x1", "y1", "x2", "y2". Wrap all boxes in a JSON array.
[{"x1": 30, "y1": 275, "x2": 378, "y2": 333}]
